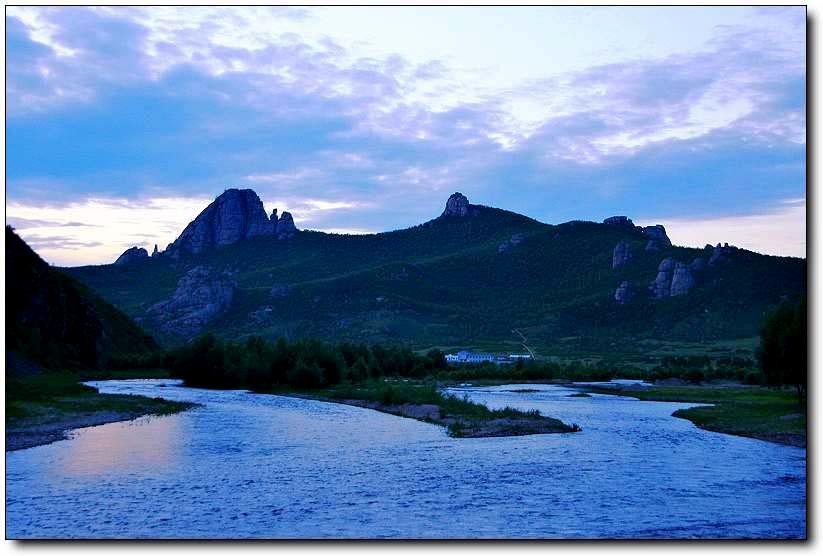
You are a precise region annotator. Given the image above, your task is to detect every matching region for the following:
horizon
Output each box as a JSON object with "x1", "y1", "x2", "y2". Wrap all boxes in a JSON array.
[{"x1": 5, "y1": 5, "x2": 806, "y2": 265}]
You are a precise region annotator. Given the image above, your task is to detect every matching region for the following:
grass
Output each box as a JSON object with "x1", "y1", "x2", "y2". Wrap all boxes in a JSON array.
[
  {"x1": 276, "y1": 379, "x2": 579, "y2": 437},
  {"x1": 583, "y1": 384, "x2": 806, "y2": 447}
]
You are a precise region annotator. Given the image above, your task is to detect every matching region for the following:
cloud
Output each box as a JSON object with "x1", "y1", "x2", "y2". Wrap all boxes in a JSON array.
[
  {"x1": 4, "y1": 7, "x2": 806, "y2": 264},
  {"x1": 638, "y1": 198, "x2": 806, "y2": 258}
]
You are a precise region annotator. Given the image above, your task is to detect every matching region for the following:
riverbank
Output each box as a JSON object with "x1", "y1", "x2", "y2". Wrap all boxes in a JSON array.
[
  {"x1": 579, "y1": 383, "x2": 806, "y2": 447},
  {"x1": 6, "y1": 373, "x2": 196, "y2": 451},
  {"x1": 278, "y1": 381, "x2": 580, "y2": 438}
]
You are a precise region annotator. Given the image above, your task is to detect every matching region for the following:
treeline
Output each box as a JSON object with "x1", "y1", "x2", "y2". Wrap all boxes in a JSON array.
[
  {"x1": 758, "y1": 298, "x2": 806, "y2": 398},
  {"x1": 649, "y1": 355, "x2": 759, "y2": 384},
  {"x1": 113, "y1": 334, "x2": 449, "y2": 390}
]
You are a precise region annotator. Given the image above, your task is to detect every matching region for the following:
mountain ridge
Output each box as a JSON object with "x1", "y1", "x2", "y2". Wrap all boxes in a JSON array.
[{"x1": 64, "y1": 190, "x2": 806, "y2": 360}]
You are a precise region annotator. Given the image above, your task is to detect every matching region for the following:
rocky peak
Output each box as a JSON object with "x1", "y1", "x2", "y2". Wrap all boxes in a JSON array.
[
  {"x1": 276, "y1": 211, "x2": 297, "y2": 239},
  {"x1": 270, "y1": 209, "x2": 278, "y2": 223},
  {"x1": 709, "y1": 242, "x2": 734, "y2": 265},
  {"x1": 642, "y1": 225, "x2": 672, "y2": 250},
  {"x1": 151, "y1": 244, "x2": 159, "y2": 257},
  {"x1": 114, "y1": 246, "x2": 149, "y2": 266},
  {"x1": 168, "y1": 188, "x2": 272, "y2": 255},
  {"x1": 442, "y1": 192, "x2": 471, "y2": 217},
  {"x1": 603, "y1": 216, "x2": 635, "y2": 227}
]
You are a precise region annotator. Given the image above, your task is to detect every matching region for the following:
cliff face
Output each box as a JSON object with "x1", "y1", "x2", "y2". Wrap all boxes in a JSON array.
[{"x1": 167, "y1": 189, "x2": 273, "y2": 255}]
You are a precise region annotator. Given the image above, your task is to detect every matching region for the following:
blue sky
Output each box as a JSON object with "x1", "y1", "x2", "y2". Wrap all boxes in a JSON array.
[{"x1": 5, "y1": 6, "x2": 806, "y2": 265}]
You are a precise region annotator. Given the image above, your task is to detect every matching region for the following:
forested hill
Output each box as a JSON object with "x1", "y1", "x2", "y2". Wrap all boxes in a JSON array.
[
  {"x1": 64, "y1": 191, "x2": 805, "y2": 359},
  {"x1": 6, "y1": 226, "x2": 158, "y2": 374}
]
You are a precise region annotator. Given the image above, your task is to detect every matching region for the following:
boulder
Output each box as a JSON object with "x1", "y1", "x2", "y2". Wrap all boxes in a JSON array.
[
  {"x1": 658, "y1": 257, "x2": 675, "y2": 272},
  {"x1": 167, "y1": 188, "x2": 273, "y2": 255},
  {"x1": 498, "y1": 233, "x2": 527, "y2": 253},
  {"x1": 114, "y1": 246, "x2": 149, "y2": 266},
  {"x1": 603, "y1": 216, "x2": 635, "y2": 227},
  {"x1": 650, "y1": 270, "x2": 671, "y2": 299},
  {"x1": 442, "y1": 192, "x2": 471, "y2": 217},
  {"x1": 614, "y1": 281, "x2": 633, "y2": 304},
  {"x1": 146, "y1": 266, "x2": 237, "y2": 337},
  {"x1": 612, "y1": 240, "x2": 632, "y2": 269},
  {"x1": 670, "y1": 263, "x2": 695, "y2": 296}
]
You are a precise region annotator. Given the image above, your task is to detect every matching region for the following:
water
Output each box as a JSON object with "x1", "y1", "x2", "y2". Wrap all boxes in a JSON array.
[{"x1": 5, "y1": 380, "x2": 806, "y2": 539}]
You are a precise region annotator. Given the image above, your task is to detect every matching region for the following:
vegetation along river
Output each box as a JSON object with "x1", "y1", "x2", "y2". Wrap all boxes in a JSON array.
[{"x1": 5, "y1": 380, "x2": 806, "y2": 539}]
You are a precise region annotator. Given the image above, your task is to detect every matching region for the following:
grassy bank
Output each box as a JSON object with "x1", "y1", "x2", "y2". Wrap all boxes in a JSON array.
[
  {"x1": 582, "y1": 384, "x2": 806, "y2": 447},
  {"x1": 6, "y1": 372, "x2": 195, "y2": 451},
  {"x1": 277, "y1": 380, "x2": 580, "y2": 438}
]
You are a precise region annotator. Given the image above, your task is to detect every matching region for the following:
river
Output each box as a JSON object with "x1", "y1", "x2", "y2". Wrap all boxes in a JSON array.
[{"x1": 5, "y1": 380, "x2": 806, "y2": 539}]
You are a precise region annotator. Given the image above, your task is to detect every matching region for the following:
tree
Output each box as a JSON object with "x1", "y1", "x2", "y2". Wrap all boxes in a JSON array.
[{"x1": 758, "y1": 298, "x2": 806, "y2": 400}]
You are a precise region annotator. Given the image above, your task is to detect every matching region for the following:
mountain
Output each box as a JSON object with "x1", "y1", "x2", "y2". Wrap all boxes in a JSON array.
[
  {"x1": 63, "y1": 190, "x2": 805, "y2": 361},
  {"x1": 6, "y1": 226, "x2": 159, "y2": 374}
]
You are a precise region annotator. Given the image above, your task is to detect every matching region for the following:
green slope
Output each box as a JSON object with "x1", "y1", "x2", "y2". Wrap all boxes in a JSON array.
[
  {"x1": 64, "y1": 205, "x2": 805, "y2": 360},
  {"x1": 6, "y1": 226, "x2": 158, "y2": 373}
]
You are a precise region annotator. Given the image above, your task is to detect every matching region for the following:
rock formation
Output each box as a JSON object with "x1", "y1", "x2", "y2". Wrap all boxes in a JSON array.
[
  {"x1": 650, "y1": 270, "x2": 671, "y2": 299},
  {"x1": 642, "y1": 225, "x2": 672, "y2": 251},
  {"x1": 670, "y1": 263, "x2": 695, "y2": 296},
  {"x1": 167, "y1": 189, "x2": 273, "y2": 255},
  {"x1": 146, "y1": 266, "x2": 237, "y2": 337},
  {"x1": 612, "y1": 240, "x2": 632, "y2": 269},
  {"x1": 275, "y1": 211, "x2": 297, "y2": 239},
  {"x1": 442, "y1": 192, "x2": 471, "y2": 217},
  {"x1": 603, "y1": 216, "x2": 634, "y2": 227},
  {"x1": 498, "y1": 233, "x2": 526, "y2": 253},
  {"x1": 658, "y1": 257, "x2": 675, "y2": 272},
  {"x1": 614, "y1": 281, "x2": 633, "y2": 304},
  {"x1": 151, "y1": 244, "x2": 159, "y2": 258},
  {"x1": 709, "y1": 243, "x2": 734, "y2": 265},
  {"x1": 114, "y1": 246, "x2": 149, "y2": 266}
]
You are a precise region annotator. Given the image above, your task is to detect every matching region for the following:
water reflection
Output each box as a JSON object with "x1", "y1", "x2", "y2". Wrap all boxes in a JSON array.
[
  {"x1": 6, "y1": 380, "x2": 806, "y2": 539},
  {"x1": 61, "y1": 413, "x2": 184, "y2": 478}
]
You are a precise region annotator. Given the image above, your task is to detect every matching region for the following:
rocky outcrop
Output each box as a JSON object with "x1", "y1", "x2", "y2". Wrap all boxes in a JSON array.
[
  {"x1": 670, "y1": 263, "x2": 695, "y2": 296},
  {"x1": 276, "y1": 211, "x2": 297, "y2": 239},
  {"x1": 151, "y1": 244, "x2": 160, "y2": 258},
  {"x1": 658, "y1": 257, "x2": 675, "y2": 272},
  {"x1": 498, "y1": 233, "x2": 526, "y2": 253},
  {"x1": 709, "y1": 243, "x2": 734, "y2": 265},
  {"x1": 650, "y1": 270, "x2": 671, "y2": 299},
  {"x1": 146, "y1": 266, "x2": 237, "y2": 337},
  {"x1": 168, "y1": 189, "x2": 273, "y2": 255},
  {"x1": 442, "y1": 192, "x2": 471, "y2": 217},
  {"x1": 114, "y1": 246, "x2": 149, "y2": 266},
  {"x1": 642, "y1": 225, "x2": 672, "y2": 251},
  {"x1": 612, "y1": 240, "x2": 632, "y2": 269},
  {"x1": 603, "y1": 216, "x2": 634, "y2": 227},
  {"x1": 614, "y1": 281, "x2": 633, "y2": 304}
]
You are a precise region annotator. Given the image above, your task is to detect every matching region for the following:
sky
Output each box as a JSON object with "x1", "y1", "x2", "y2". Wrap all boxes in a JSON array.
[{"x1": 4, "y1": 5, "x2": 806, "y2": 266}]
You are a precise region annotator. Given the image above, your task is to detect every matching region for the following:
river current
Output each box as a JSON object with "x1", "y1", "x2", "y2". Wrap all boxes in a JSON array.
[{"x1": 5, "y1": 380, "x2": 806, "y2": 539}]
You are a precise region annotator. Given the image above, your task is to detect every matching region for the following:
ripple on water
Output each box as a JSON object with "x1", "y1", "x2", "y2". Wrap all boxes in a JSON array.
[{"x1": 5, "y1": 380, "x2": 806, "y2": 539}]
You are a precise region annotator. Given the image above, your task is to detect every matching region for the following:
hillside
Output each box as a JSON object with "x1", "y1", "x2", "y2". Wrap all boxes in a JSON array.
[
  {"x1": 64, "y1": 191, "x2": 806, "y2": 362},
  {"x1": 6, "y1": 226, "x2": 159, "y2": 374}
]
